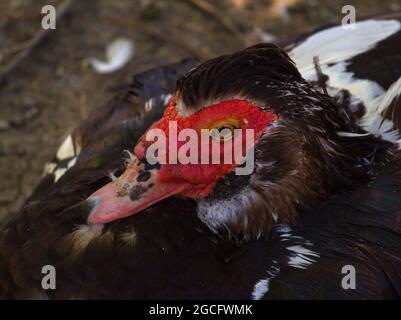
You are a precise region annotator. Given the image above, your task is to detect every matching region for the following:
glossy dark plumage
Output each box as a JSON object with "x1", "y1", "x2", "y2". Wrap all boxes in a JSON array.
[{"x1": 1, "y1": 14, "x2": 401, "y2": 299}]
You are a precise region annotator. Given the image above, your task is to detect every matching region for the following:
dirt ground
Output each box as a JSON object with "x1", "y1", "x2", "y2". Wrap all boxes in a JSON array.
[{"x1": 1, "y1": 0, "x2": 400, "y2": 220}]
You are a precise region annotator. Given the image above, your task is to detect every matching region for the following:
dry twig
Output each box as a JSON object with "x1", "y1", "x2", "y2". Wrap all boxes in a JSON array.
[
  {"x1": 187, "y1": 0, "x2": 248, "y2": 47},
  {"x1": 0, "y1": 0, "x2": 75, "y2": 84},
  {"x1": 101, "y1": 15, "x2": 209, "y2": 61}
]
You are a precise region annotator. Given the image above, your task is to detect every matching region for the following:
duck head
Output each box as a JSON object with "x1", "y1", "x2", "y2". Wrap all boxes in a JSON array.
[{"x1": 86, "y1": 43, "x2": 371, "y2": 240}]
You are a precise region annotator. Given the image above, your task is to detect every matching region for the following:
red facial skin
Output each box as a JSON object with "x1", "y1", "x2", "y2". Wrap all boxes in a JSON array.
[
  {"x1": 134, "y1": 97, "x2": 277, "y2": 197},
  {"x1": 86, "y1": 97, "x2": 277, "y2": 225}
]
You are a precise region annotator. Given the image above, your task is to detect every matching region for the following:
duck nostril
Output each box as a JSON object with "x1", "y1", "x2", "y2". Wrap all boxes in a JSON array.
[
  {"x1": 137, "y1": 171, "x2": 151, "y2": 182},
  {"x1": 144, "y1": 161, "x2": 161, "y2": 171},
  {"x1": 138, "y1": 156, "x2": 161, "y2": 171}
]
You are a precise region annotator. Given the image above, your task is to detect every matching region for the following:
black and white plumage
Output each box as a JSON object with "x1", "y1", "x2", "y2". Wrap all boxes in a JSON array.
[{"x1": 1, "y1": 15, "x2": 401, "y2": 299}]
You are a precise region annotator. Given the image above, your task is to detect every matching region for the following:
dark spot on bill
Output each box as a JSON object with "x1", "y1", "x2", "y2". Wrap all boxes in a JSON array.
[
  {"x1": 130, "y1": 185, "x2": 147, "y2": 201},
  {"x1": 137, "y1": 171, "x2": 151, "y2": 182}
]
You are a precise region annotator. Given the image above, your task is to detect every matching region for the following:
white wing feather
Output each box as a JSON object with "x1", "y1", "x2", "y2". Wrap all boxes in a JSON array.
[{"x1": 289, "y1": 19, "x2": 401, "y2": 144}]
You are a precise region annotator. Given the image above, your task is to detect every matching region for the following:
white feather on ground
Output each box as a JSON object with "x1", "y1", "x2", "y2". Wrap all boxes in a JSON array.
[{"x1": 90, "y1": 38, "x2": 135, "y2": 74}]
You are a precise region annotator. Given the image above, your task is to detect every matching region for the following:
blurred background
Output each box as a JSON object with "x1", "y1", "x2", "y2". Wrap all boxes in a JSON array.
[{"x1": 1, "y1": 0, "x2": 401, "y2": 219}]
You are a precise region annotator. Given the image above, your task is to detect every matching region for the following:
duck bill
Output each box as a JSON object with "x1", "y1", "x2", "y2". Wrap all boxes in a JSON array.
[{"x1": 86, "y1": 159, "x2": 189, "y2": 225}]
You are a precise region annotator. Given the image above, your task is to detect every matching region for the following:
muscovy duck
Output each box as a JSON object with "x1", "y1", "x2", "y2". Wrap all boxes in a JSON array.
[{"x1": 1, "y1": 15, "x2": 401, "y2": 299}]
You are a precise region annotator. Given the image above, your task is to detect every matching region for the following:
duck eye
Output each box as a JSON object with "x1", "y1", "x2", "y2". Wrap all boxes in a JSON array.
[{"x1": 211, "y1": 124, "x2": 236, "y2": 142}]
